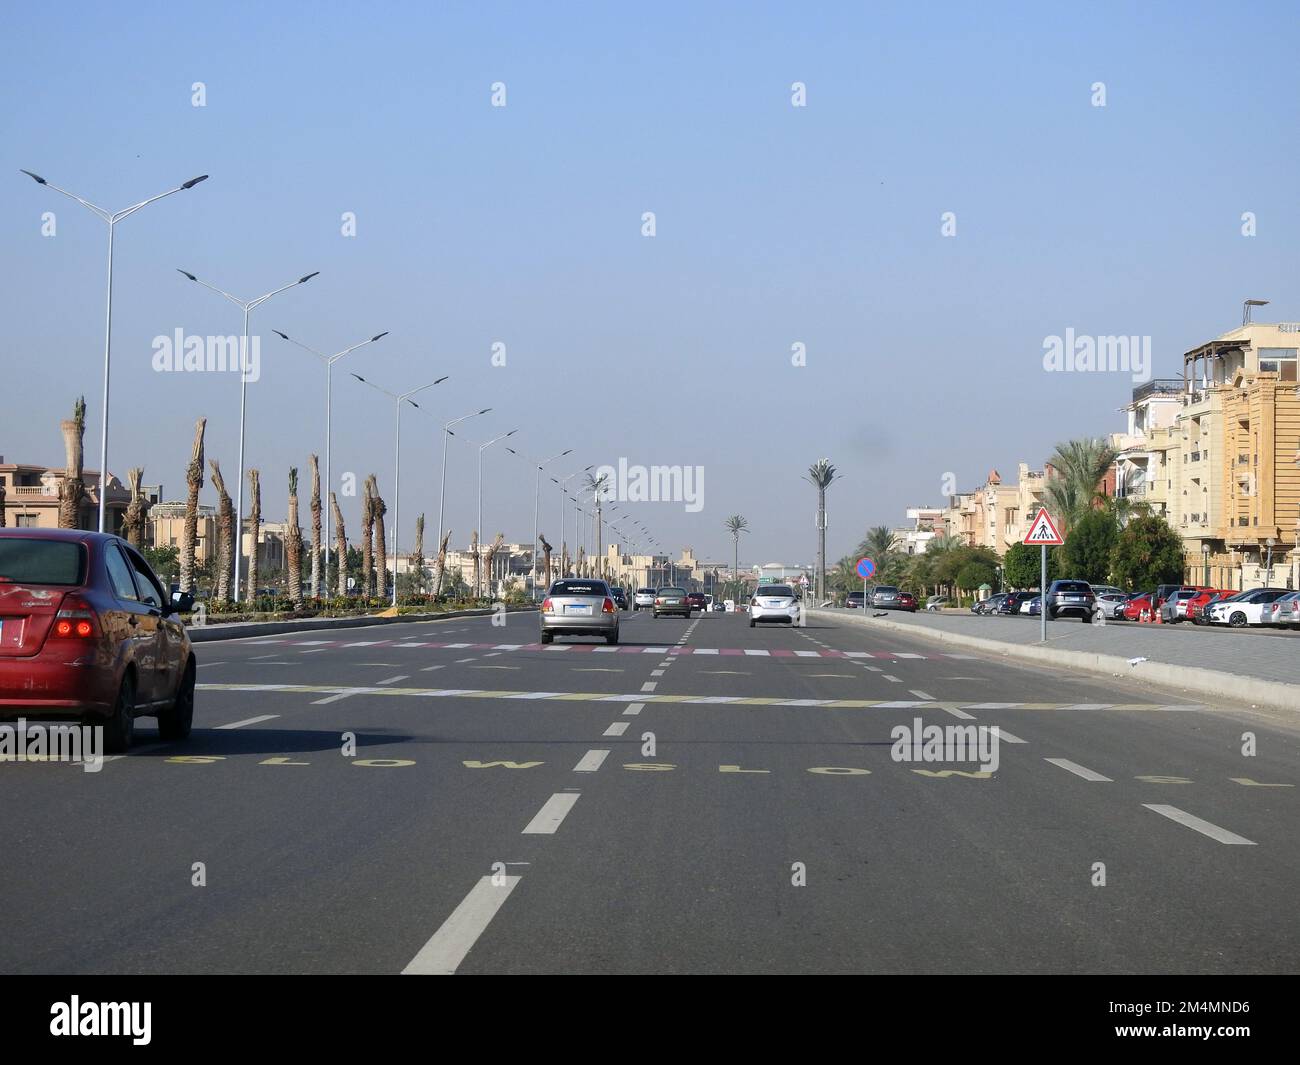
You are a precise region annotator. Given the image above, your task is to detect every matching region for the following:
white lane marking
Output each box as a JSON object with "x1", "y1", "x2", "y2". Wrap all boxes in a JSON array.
[
  {"x1": 1045, "y1": 758, "x2": 1112, "y2": 782},
  {"x1": 602, "y1": 721, "x2": 629, "y2": 737},
  {"x1": 743, "y1": 649, "x2": 770, "y2": 656},
  {"x1": 215, "y1": 714, "x2": 279, "y2": 730},
  {"x1": 514, "y1": 691, "x2": 564, "y2": 700},
  {"x1": 522, "y1": 793, "x2": 581, "y2": 835},
  {"x1": 650, "y1": 669, "x2": 665, "y2": 677},
  {"x1": 401, "y1": 875, "x2": 521, "y2": 975},
  {"x1": 573, "y1": 749, "x2": 611, "y2": 772},
  {"x1": 312, "y1": 689, "x2": 367, "y2": 705},
  {"x1": 794, "y1": 650, "x2": 820, "y2": 657},
  {"x1": 864, "y1": 666, "x2": 883, "y2": 672},
  {"x1": 198, "y1": 662, "x2": 227, "y2": 668},
  {"x1": 640, "y1": 682, "x2": 657, "y2": 692},
  {"x1": 455, "y1": 658, "x2": 477, "y2": 664},
  {"x1": 991, "y1": 727, "x2": 1025, "y2": 744},
  {"x1": 909, "y1": 690, "x2": 935, "y2": 701},
  {"x1": 883, "y1": 675, "x2": 902, "y2": 683},
  {"x1": 694, "y1": 648, "x2": 719, "y2": 655},
  {"x1": 420, "y1": 664, "x2": 446, "y2": 672},
  {"x1": 483, "y1": 652, "x2": 501, "y2": 658},
  {"x1": 1059, "y1": 703, "x2": 1114, "y2": 711},
  {"x1": 894, "y1": 653, "x2": 924, "y2": 659},
  {"x1": 342, "y1": 641, "x2": 384, "y2": 647},
  {"x1": 299, "y1": 648, "x2": 329, "y2": 654},
  {"x1": 941, "y1": 705, "x2": 976, "y2": 720},
  {"x1": 250, "y1": 654, "x2": 280, "y2": 660},
  {"x1": 1143, "y1": 804, "x2": 1256, "y2": 845},
  {"x1": 377, "y1": 675, "x2": 410, "y2": 685},
  {"x1": 623, "y1": 703, "x2": 645, "y2": 716}
]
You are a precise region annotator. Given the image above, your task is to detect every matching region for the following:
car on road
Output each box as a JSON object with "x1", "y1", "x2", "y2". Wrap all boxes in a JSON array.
[
  {"x1": 609, "y1": 586, "x2": 629, "y2": 610},
  {"x1": 750, "y1": 583, "x2": 799, "y2": 626},
  {"x1": 973, "y1": 593, "x2": 1008, "y2": 615},
  {"x1": 1044, "y1": 579, "x2": 1096, "y2": 622},
  {"x1": 652, "y1": 587, "x2": 692, "y2": 619},
  {"x1": 686, "y1": 591, "x2": 708, "y2": 613},
  {"x1": 846, "y1": 590, "x2": 866, "y2": 608},
  {"x1": 1205, "y1": 587, "x2": 1291, "y2": 627},
  {"x1": 540, "y1": 578, "x2": 620, "y2": 644},
  {"x1": 0, "y1": 528, "x2": 197, "y2": 753},
  {"x1": 633, "y1": 588, "x2": 656, "y2": 611},
  {"x1": 711, "y1": 598, "x2": 727, "y2": 612},
  {"x1": 869, "y1": 585, "x2": 903, "y2": 609},
  {"x1": 999, "y1": 590, "x2": 1038, "y2": 615}
]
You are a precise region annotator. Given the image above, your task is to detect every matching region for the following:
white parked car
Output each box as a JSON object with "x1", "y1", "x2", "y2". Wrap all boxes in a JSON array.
[
  {"x1": 633, "y1": 588, "x2": 656, "y2": 611},
  {"x1": 749, "y1": 584, "x2": 799, "y2": 627},
  {"x1": 1206, "y1": 588, "x2": 1291, "y2": 627}
]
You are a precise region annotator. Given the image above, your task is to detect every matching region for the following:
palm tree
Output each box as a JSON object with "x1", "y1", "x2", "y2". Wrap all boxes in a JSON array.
[
  {"x1": 180, "y1": 419, "x2": 206, "y2": 594},
  {"x1": 209, "y1": 461, "x2": 233, "y2": 602},
  {"x1": 857, "y1": 525, "x2": 899, "y2": 562},
  {"x1": 361, "y1": 475, "x2": 376, "y2": 598},
  {"x1": 246, "y1": 468, "x2": 261, "y2": 603},
  {"x1": 539, "y1": 534, "x2": 553, "y2": 587},
  {"x1": 124, "y1": 467, "x2": 148, "y2": 546},
  {"x1": 433, "y1": 529, "x2": 452, "y2": 598},
  {"x1": 308, "y1": 454, "x2": 322, "y2": 599},
  {"x1": 1045, "y1": 437, "x2": 1118, "y2": 531},
  {"x1": 372, "y1": 478, "x2": 388, "y2": 601},
  {"x1": 483, "y1": 533, "x2": 504, "y2": 598},
  {"x1": 805, "y1": 459, "x2": 837, "y2": 600},
  {"x1": 724, "y1": 515, "x2": 748, "y2": 599},
  {"x1": 286, "y1": 467, "x2": 303, "y2": 607},
  {"x1": 411, "y1": 513, "x2": 426, "y2": 598},
  {"x1": 469, "y1": 529, "x2": 480, "y2": 598},
  {"x1": 330, "y1": 491, "x2": 347, "y2": 598},
  {"x1": 58, "y1": 397, "x2": 87, "y2": 529}
]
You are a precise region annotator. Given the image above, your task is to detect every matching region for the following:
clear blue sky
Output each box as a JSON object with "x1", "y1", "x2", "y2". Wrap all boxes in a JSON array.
[{"x1": 3, "y1": 1, "x2": 1297, "y2": 567}]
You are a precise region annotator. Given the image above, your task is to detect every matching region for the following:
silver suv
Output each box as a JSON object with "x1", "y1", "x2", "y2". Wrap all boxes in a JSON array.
[{"x1": 541, "y1": 579, "x2": 620, "y2": 644}]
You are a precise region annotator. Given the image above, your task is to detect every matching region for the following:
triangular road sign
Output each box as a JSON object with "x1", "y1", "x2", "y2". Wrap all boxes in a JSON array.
[{"x1": 1023, "y1": 508, "x2": 1064, "y2": 546}]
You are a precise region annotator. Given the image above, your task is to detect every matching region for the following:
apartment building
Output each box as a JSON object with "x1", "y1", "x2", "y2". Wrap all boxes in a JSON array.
[
  {"x1": 1112, "y1": 378, "x2": 1182, "y2": 520},
  {"x1": 0, "y1": 459, "x2": 135, "y2": 532}
]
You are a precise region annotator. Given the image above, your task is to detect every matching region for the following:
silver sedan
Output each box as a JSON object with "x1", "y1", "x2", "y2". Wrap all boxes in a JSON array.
[{"x1": 540, "y1": 579, "x2": 620, "y2": 644}]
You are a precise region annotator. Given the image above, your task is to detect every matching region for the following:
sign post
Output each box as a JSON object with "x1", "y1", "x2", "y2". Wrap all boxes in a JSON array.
[
  {"x1": 856, "y1": 557, "x2": 875, "y2": 609},
  {"x1": 1023, "y1": 509, "x2": 1064, "y2": 642}
]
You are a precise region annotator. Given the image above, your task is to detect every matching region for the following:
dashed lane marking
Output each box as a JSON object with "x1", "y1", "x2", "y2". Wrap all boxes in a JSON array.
[
  {"x1": 603, "y1": 721, "x2": 629, "y2": 737},
  {"x1": 401, "y1": 875, "x2": 520, "y2": 975},
  {"x1": 1045, "y1": 758, "x2": 1112, "y2": 782},
  {"x1": 522, "y1": 793, "x2": 581, "y2": 834},
  {"x1": 1143, "y1": 804, "x2": 1256, "y2": 845},
  {"x1": 215, "y1": 714, "x2": 279, "y2": 730},
  {"x1": 573, "y1": 750, "x2": 610, "y2": 772}
]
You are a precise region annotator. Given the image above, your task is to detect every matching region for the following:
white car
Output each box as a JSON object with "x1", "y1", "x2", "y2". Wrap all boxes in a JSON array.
[
  {"x1": 1206, "y1": 588, "x2": 1291, "y2": 627},
  {"x1": 749, "y1": 584, "x2": 799, "y2": 627},
  {"x1": 632, "y1": 588, "x2": 656, "y2": 611}
]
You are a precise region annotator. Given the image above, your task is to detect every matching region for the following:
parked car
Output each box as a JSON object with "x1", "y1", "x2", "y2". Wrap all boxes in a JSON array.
[
  {"x1": 540, "y1": 578, "x2": 620, "y2": 644},
  {"x1": 1123, "y1": 592, "x2": 1155, "y2": 621},
  {"x1": 0, "y1": 529, "x2": 197, "y2": 753},
  {"x1": 897, "y1": 591, "x2": 917, "y2": 612},
  {"x1": 1090, "y1": 585, "x2": 1127, "y2": 598},
  {"x1": 999, "y1": 590, "x2": 1039, "y2": 615},
  {"x1": 1186, "y1": 588, "x2": 1233, "y2": 625},
  {"x1": 870, "y1": 585, "x2": 903, "y2": 609},
  {"x1": 846, "y1": 590, "x2": 866, "y2": 609},
  {"x1": 633, "y1": 588, "x2": 656, "y2": 611},
  {"x1": 1261, "y1": 590, "x2": 1300, "y2": 629},
  {"x1": 925, "y1": 596, "x2": 949, "y2": 611},
  {"x1": 1094, "y1": 591, "x2": 1128, "y2": 619},
  {"x1": 653, "y1": 587, "x2": 692, "y2": 619},
  {"x1": 1206, "y1": 588, "x2": 1292, "y2": 627},
  {"x1": 1025, "y1": 595, "x2": 1042, "y2": 616},
  {"x1": 973, "y1": 593, "x2": 1007, "y2": 615},
  {"x1": 610, "y1": 586, "x2": 629, "y2": 610},
  {"x1": 1044, "y1": 579, "x2": 1096, "y2": 622},
  {"x1": 750, "y1": 584, "x2": 799, "y2": 626},
  {"x1": 686, "y1": 591, "x2": 708, "y2": 612}
]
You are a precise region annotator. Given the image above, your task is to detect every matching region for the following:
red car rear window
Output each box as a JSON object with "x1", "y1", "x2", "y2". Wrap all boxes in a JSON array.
[{"x1": 0, "y1": 539, "x2": 87, "y2": 585}]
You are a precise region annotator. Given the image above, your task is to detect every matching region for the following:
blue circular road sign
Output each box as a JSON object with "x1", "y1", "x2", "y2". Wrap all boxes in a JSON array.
[{"x1": 856, "y1": 557, "x2": 875, "y2": 580}]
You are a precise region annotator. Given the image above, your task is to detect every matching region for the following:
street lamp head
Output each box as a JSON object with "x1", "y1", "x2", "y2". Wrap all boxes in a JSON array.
[
  {"x1": 350, "y1": 372, "x2": 367, "y2": 383},
  {"x1": 477, "y1": 408, "x2": 492, "y2": 415},
  {"x1": 180, "y1": 175, "x2": 209, "y2": 189},
  {"x1": 272, "y1": 329, "x2": 291, "y2": 341},
  {"x1": 20, "y1": 169, "x2": 48, "y2": 184},
  {"x1": 371, "y1": 331, "x2": 389, "y2": 342},
  {"x1": 298, "y1": 271, "x2": 321, "y2": 284},
  {"x1": 435, "y1": 375, "x2": 449, "y2": 385},
  {"x1": 505, "y1": 428, "x2": 518, "y2": 437},
  {"x1": 177, "y1": 268, "x2": 198, "y2": 282}
]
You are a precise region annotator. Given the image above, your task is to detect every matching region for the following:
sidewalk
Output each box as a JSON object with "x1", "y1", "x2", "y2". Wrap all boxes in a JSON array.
[
  {"x1": 187, "y1": 605, "x2": 536, "y2": 643},
  {"x1": 812, "y1": 607, "x2": 1300, "y2": 711}
]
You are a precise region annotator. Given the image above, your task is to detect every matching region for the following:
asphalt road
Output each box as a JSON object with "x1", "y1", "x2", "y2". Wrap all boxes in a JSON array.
[{"x1": 3, "y1": 608, "x2": 1297, "y2": 974}]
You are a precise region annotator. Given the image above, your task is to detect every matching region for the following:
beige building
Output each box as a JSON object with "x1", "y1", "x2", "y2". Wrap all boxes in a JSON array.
[
  {"x1": 150, "y1": 501, "x2": 218, "y2": 560},
  {"x1": 1173, "y1": 323, "x2": 1300, "y2": 589},
  {"x1": 0, "y1": 459, "x2": 137, "y2": 532}
]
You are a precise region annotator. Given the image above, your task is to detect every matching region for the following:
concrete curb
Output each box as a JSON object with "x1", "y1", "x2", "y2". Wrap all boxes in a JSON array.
[
  {"x1": 187, "y1": 606, "x2": 537, "y2": 643},
  {"x1": 810, "y1": 609, "x2": 1300, "y2": 712}
]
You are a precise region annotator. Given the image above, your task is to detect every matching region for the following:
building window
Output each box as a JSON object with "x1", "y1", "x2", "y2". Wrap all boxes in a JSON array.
[{"x1": 16, "y1": 514, "x2": 37, "y2": 527}]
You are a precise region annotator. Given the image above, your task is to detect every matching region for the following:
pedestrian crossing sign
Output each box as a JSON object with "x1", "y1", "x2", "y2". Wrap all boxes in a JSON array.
[{"x1": 1023, "y1": 508, "x2": 1064, "y2": 545}]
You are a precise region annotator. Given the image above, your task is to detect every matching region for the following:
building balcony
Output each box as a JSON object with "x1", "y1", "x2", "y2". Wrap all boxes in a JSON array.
[{"x1": 1132, "y1": 378, "x2": 1183, "y2": 403}]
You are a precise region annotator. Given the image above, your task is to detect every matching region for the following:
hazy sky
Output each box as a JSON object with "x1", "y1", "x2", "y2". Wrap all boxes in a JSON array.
[{"x1": 3, "y1": 1, "x2": 1297, "y2": 567}]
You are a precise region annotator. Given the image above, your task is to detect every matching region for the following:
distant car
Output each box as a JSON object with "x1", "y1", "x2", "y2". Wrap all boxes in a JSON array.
[
  {"x1": 633, "y1": 588, "x2": 656, "y2": 611},
  {"x1": 0, "y1": 528, "x2": 197, "y2": 753},
  {"x1": 1024, "y1": 595, "x2": 1042, "y2": 616},
  {"x1": 999, "y1": 590, "x2": 1038, "y2": 615},
  {"x1": 897, "y1": 591, "x2": 917, "y2": 612},
  {"x1": 610, "y1": 586, "x2": 629, "y2": 610},
  {"x1": 1206, "y1": 588, "x2": 1291, "y2": 627},
  {"x1": 846, "y1": 591, "x2": 866, "y2": 609},
  {"x1": 653, "y1": 587, "x2": 692, "y2": 619},
  {"x1": 540, "y1": 579, "x2": 619, "y2": 644},
  {"x1": 870, "y1": 585, "x2": 902, "y2": 609},
  {"x1": 925, "y1": 595, "x2": 949, "y2": 611},
  {"x1": 686, "y1": 592, "x2": 707, "y2": 612},
  {"x1": 712, "y1": 598, "x2": 727, "y2": 612},
  {"x1": 1044, "y1": 579, "x2": 1096, "y2": 622},
  {"x1": 750, "y1": 584, "x2": 799, "y2": 626},
  {"x1": 1265, "y1": 590, "x2": 1300, "y2": 629},
  {"x1": 1094, "y1": 591, "x2": 1128, "y2": 619},
  {"x1": 1090, "y1": 585, "x2": 1127, "y2": 598},
  {"x1": 973, "y1": 593, "x2": 1008, "y2": 615}
]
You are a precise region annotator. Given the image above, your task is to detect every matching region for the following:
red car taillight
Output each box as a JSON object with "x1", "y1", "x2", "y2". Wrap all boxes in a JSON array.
[
  {"x1": 52, "y1": 598, "x2": 101, "y2": 639},
  {"x1": 541, "y1": 598, "x2": 553, "y2": 612},
  {"x1": 603, "y1": 598, "x2": 615, "y2": 613},
  {"x1": 655, "y1": 598, "x2": 662, "y2": 605}
]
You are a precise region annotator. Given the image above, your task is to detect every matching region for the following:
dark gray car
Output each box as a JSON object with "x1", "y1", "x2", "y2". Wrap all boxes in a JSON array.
[{"x1": 541, "y1": 579, "x2": 619, "y2": 644}]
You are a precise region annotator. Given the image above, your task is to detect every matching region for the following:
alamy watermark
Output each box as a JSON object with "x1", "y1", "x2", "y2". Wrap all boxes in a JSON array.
[
  {"x1": 152, "y1": 330, "x2": 260, "y2": 382},
  {"x1": 1042, "y1": 329, "x2": 1151, "y2": 383},
  {"x1": 592, "y1": 458, "x2": 704, "y2": 513},
  {"x1": 0, "y1": 718, "x2": 103, "y2": 773},
  {"x1": 890, "y1": 717, "x2": 1000, "y2": 774}
]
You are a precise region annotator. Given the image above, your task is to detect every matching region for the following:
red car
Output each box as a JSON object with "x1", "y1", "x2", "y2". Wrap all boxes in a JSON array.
[
  {"x1": 897, "y1": 591, "x2": 917, "y2": 612},
  {"x1": 1188, "y1": 589, "x2": 1236, "y2": 625},
  {"x1": 0, "y1": 529, "x2": 196, "y2": 752},
  {"x1": 1122, "y1": 593, "x2": 1153, "y2": 621},
  {"x1": 685, "y1": 592, "x2": 708, "y2": 612}
]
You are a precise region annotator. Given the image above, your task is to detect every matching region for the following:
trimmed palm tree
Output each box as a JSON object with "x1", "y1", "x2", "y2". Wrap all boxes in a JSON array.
[
  {"x1": 372, "y1": 479, "x2": 388, "y2": 601},
  {"x1": 724, "y1": 515, "x2": 748, "y2": 600},
  {"x1": 483, "y1": 533, "x2": 504, "y2": 597},
  {"x1": 286, "y1": 467, "x2": 303, "y2": 607},
  {"x1": 469, "y1": 529, "x2": 480, "y2": 598},
  {"x1": 1045, "y1": 437, "x2": 1118, "y2": 531},
  {"x1": 433, "y1": 529, "x2": 452, "y2": 599},
  {"x1": 180, "y1": 419, "x2": 206, "y2": 594},
  {"x1": 330, "y1": 492, "x2": 347, "y2": 598},
  {"x1": 308, "y1": 454, "x2": 322, "y2": 599},
  {"x1": 805, "y1": 459, "x2": 837, "y2": 600},
  {"x1": 411, "y1": 513, "x2": 426, "y2": 598},
  {"x1": 539, "y1": 534, "x2": 553, "y2": 588},
  {"x1": 124, "y1": 467, "x2": 147, "y2": 546},
  {"x1": 58, "y1": 397, "x2": 87, "y2": 529},
  {"x1": 361, "y1": 476, "x2": 376, "y2": 598},
  {"x1": 246, "y1": 468, "x2": 261, "y2": 603},
  {"x1": 209, "y1": 461, "x2": 233, "y2": 602}
]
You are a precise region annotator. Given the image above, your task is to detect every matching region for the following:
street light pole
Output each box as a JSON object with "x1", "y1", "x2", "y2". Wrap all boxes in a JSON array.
[
  {"x1": 274, "y1": 329, "x2": 389, "y2": 597},
  {"x1": 531, "y1": 450, "x2": 572, "y2": 598},
  {"x1": 476, "y1": 428, "x2": 518, "y2": 597},
  {"x1": 178, "y1": 270, "x2": 319, "y2": 601},
  {"x1": 22, "y1": 169, "x2": 209, "y2": 532},
  {"x1": 349, "y1": 371, "x2": 448, "y2": 605},
  {"x1": 436, "y1": 409, "x2": 493, "y2": 581}
]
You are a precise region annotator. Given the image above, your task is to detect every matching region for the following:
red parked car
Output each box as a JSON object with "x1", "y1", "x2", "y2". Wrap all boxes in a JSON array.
[
  {"x1": 1122, "y1": 592, "x2": 1153, "y2": 621},
  {"x1": 897, "y1": 591, "x2": 918, "y2": 612},
  {"x1": 1186, "y1": 589, "x2": 1236, "y2": 625},
  {"x1": 0, "y1": 529, "x2": 196, "y2": 752}
]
